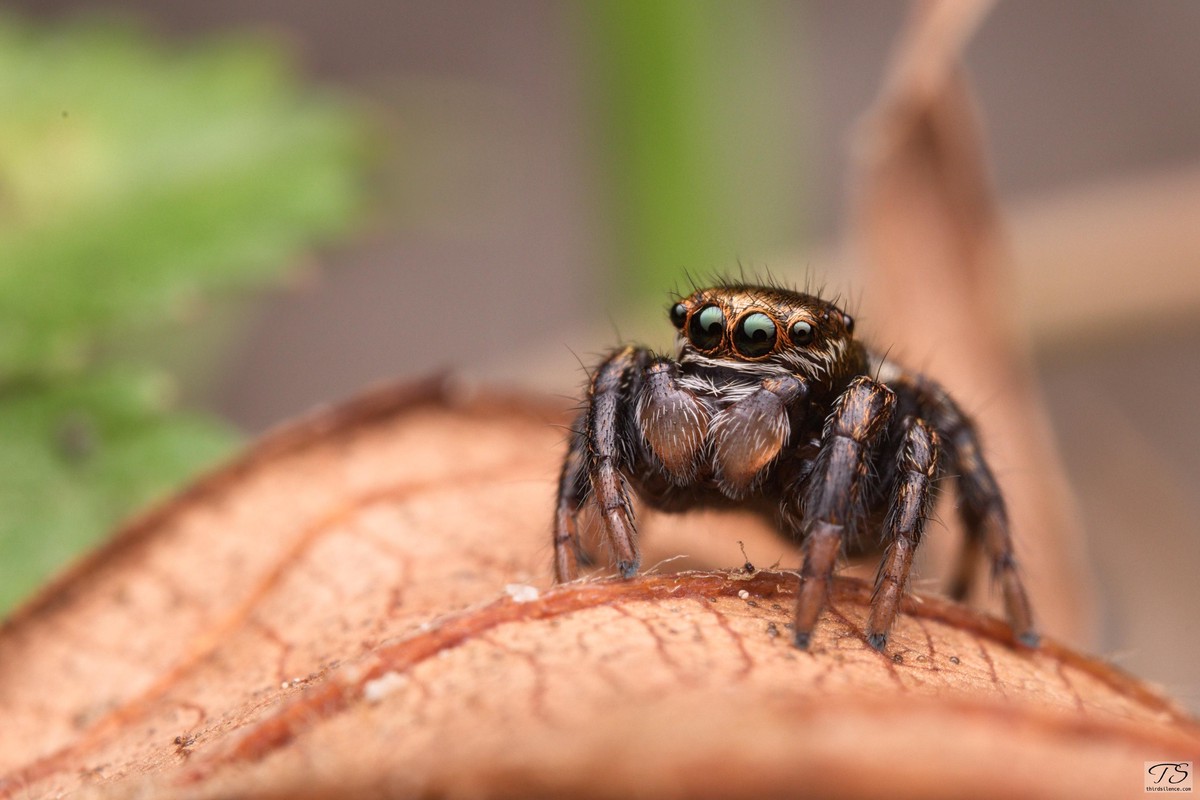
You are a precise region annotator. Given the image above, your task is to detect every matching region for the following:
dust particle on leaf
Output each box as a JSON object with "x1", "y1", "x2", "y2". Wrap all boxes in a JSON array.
[
  {"x1": 363, "y1": 671, "x2": 410, "y2": 704},
  {"x1": 505, "y1": 584, "x2": 540, "y2": 603}
]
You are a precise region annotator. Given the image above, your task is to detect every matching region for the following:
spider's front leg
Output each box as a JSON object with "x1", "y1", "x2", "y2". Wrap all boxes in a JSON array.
[
  {"x1": 557, "y1": 346, "x2": 647, "y2": 581},
  {"x1": 787, "y1": 376, "x2": 896, "y2": 649},
  {"x1": 553, "y1": 347, "x2": 709, "y2": 583},
  {"x1": 865, "y1": 419, "x2": 939, "y2": 650},
  {"x1": 552, "y1": 427, "x2": 589, "y2": 583}
]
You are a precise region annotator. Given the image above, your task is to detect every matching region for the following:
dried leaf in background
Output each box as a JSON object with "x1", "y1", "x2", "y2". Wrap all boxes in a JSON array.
[{"x1": 848, "y1": 0, "x2": 1098, "y2": 645}]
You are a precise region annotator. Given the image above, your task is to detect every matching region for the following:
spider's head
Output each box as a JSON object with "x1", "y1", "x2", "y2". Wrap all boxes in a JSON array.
[{"x1": 669, "y1": 284, "x2": 862, "y2": 381}]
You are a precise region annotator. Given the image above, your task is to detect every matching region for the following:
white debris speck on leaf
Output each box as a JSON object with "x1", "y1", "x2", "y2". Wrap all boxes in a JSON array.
[
  {"x1": 363, "y1": 671, "x2": 409, "y2": 704},
  {"x1": 505, "y1": 583, "x2": 540, "y2": 603},
  {"x1": 738, "y1": 590, "x2": 751, "y2": 600}
]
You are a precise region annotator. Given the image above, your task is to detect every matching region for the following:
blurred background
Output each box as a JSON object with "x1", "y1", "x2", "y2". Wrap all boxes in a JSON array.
[{"x1": 1, "y1": 0, "x2": 1197, "y2": 710}]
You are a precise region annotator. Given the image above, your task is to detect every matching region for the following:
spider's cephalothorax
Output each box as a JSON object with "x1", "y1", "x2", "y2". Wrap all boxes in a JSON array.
[{"x1": 552, "y1": 283, "x2": 1038, "y2": 651}]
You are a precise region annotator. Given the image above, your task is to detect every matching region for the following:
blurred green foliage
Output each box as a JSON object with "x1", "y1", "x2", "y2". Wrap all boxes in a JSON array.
[
  {"x1": 579, "y1": 0, "x2": 808, "y2": 310},
  {"x1": 0, "y1": 13, "x2": 367, "y2": 613}
]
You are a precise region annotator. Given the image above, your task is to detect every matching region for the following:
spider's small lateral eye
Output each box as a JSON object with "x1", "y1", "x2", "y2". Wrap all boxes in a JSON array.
[
  {"x1": 688, "y1": 304, "x2": 725, "y2": 351},
  {"x1": 733, "y1": 312, "x2": 777, "y2": 358},
  {"x1": 842, "y1": 313, "x2": 855, "y2": 335},
  {"x1": 669, "y1": 303, "x2": 688, "y2": 329},
  {"x1": 790, "y1": 319, "x2": 814, "y2": 345}
]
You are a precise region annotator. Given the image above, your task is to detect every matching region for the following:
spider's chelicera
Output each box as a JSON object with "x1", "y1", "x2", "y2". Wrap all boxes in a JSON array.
[{"x1": 553, "y1": 282, "x2": 1038, "y2": 652}]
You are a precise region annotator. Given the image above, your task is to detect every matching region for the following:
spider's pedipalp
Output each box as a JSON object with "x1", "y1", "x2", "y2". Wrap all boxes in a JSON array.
[
  {"x1": 710, "y1": 375, "x2": 805, "y2": 497},
  {"x1": 637, "y1": 358, "x2": 710, "y2": 483}
]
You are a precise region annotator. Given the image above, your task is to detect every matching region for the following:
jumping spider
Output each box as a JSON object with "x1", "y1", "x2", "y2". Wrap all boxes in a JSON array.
[{"x1": 552, "y1": 283, "x2": 1038, "y2": 652}]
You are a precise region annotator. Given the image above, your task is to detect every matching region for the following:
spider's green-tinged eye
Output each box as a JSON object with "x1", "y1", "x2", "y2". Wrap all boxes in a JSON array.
[
  {"x1": 688, "y1": 304, "x2": 725, "y2": 351},
  {"x1": 734, "y1": 312, "x2": 777, "y2": 357},
  {"x1": 669, "y1": 303, "x2": 688, "y2": 329},
  {"x1": 790, "y1": 319, "x2": 814, "y2": 345}
]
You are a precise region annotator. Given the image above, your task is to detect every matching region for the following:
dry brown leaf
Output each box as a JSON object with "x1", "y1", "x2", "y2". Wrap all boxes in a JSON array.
[
  {"x1": 0, "y1": 378, "x2": 1196, "y2": 800},
  {"x1": 850, "y1": 0, "x2": 1098, "y2": 645}
]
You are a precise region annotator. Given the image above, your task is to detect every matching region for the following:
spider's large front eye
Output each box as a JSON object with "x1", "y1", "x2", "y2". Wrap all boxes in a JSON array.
[
  {"x1": 733, "y1": 312, "x2": 777, "y2": 357},
  {"x1": 688, "y1": 304, "x2": 725, "y2": 351},
  {"x1": 669, "y1": 303, "x2": 688, "y2": 329},
  {"x1": 790, "y1": 319, "x2": 814, "y2": 345}
]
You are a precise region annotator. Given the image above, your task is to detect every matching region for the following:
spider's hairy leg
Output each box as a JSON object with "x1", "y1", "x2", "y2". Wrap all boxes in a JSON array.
[
  {"x1": 710, "y1": 375, "x2": 806, "y2": 497},
  {"x1": 636, "y1": 358, "x2": 710, "y2": 482},
  {"x1": 789, "y1": 376, "x2": 895, "y2": 649},
  {"x1": 950, "y1": 420, "x2": 1039, "y2": 648},
  {"x1": 866, "y1": 419, "x2": 939, "y2": 651},
  {"x1": 903, "y1": 378, "x2": 1040, "y2": 648},
  {"x1": 552, "y1": 421, "x2": 590, "y2": 582},
  {"x1": 585, "y1": 345, "x2": 651, "y2": 579}
]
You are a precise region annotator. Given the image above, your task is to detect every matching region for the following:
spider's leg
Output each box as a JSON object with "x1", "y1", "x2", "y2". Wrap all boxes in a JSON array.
[
  {"x1": 552, "y1": 417, "x2": 590, "y2": 582},
  {"x1": 788, "y1": 376, "x2": 895, "y2": 649},
  {"x1": 710, "y1": 375, "x2": 806, "y2": 497},
  {"x1": 889, "y1": 375, "x2": 1039, "y2": 648},
  {"x1": 865, "y1": 419, "x2": 939, "y2": 650},
  {"x1": 585, "y1": 346, "x2": 651, "y2": 579},
  {"x1": 946, "y1": 417, "x2": 1039, "y2": 647}
]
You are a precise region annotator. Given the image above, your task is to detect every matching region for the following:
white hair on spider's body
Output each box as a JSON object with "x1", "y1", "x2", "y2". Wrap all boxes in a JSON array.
[{"x1": 674, "y1": 335, "x2": 854, "y2": 403}]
